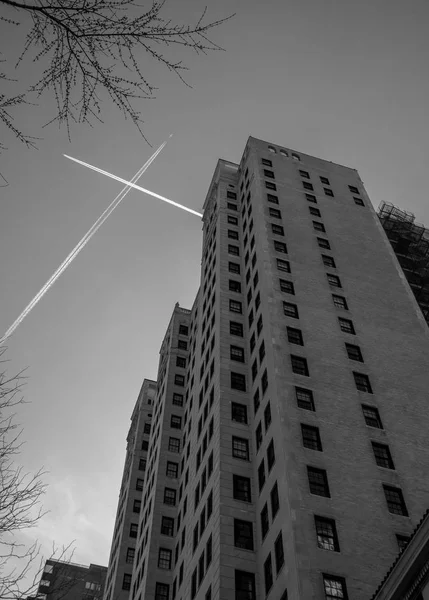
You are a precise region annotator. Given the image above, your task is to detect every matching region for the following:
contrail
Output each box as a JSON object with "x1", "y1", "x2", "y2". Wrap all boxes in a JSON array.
[
  {"x1": 0, "y1": 140, "x2": 168, "y2": 345},
  {"x1": 64, "y1": 155, "x2": 203, "y2": 218}
]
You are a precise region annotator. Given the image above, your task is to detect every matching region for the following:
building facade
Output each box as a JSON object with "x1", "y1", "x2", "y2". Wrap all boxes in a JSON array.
[
  {"x1": 104, "y1": 137, "x2": 429, "y2": 600},
  {"x1": 36, "y1": 559, "x2": 107, "y2": 600}
]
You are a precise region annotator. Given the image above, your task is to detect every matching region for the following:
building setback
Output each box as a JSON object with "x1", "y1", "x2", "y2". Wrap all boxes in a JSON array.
[
  {"x1": 36, "y1": 559, "x2": 107, "y2": 600},
  {"x1": 104, "y1": 137, "x2": 429, "y2": 600}
]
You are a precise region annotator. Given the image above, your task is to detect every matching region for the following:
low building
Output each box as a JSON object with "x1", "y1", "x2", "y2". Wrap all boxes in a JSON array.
[{"x1": 36, "y1": 559, "x2": 107, "y2": 600}]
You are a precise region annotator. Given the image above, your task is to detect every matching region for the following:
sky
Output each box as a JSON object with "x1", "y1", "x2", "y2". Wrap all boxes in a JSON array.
[{"x1": 1, "y1": 0, "x2": 429, "y2": 588}]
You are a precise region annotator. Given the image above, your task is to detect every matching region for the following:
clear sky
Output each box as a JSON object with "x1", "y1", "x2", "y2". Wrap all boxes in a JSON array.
[{"x1": 1, "y1": 0, "x2": 429, "y2": 582}]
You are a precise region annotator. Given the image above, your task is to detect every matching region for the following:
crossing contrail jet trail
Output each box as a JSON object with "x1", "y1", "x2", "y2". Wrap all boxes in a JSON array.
[
  {"x1": 0, "y1": 139, "x2": 169, "y2": 345},
  {"x1": 63, "y1": 155, "x2": 204, "y2": 218}
]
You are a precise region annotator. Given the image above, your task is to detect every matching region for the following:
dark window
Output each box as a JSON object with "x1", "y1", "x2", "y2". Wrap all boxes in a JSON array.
[
  {"x1": 303, "y1": 181, "x2": 314, "y2": 191},
  {"x1": 269, "y1": 208, "x2": 282, "y2": 218},
  {"x1": 306, "y1": 193, "x2": 317, "y2": 203},
  {"x1": 144, "y1": 422, "x2": 151, "y2": 434},
  {"x1": 320, "y1": 176, "x2": 330, "y2": 185},
  {"x1": 372, "y1": 442, "x2": 395, "y2": 469},
  {"x1": 253, "y1": 389, "x2": 260, "y2": 414},
  {"x1": 228, "y1": 215, "x2": 239, "y2": 225},
  {"x1": 227, "y1": 191, "x2": 237, "y2": 200},
  {"x1": 264, "y1": 402, "x2": 272, "y2": 430},
  {"x1": 267, "y1": 439, "x2": 275, "y2": 470},
  {"x1": 280, "y1": 279, "x2": 295, "y2": 294},
  {"x1": 301, "y1": 424, "x2": 322, "y2": 451},
  {"x1": 232, "y1": 402, "x2": 248, "y2": 424},
  {"x1": 261, "y1": 503, "x2": 269, "y2": 538},
  {"x1": 230, "y1": 345, "x2": 245, "y2": 362},
  {"x1": 349, "y1": 185, "x2": 359, "y2": 194},
  {"x1": 199, "y1": 552, "x2": 205, "y2": 585},
  {"x1": 296, "y1": 387, "x2": 315, "y2": 411},
  {"x1": 139, "y1": 458, "x2": 146, "y2": 470},
  {"x1": 168, "y1": 437, "x2": 181, "y2": 453},
  {"x1": 265, "y1": 181, "x2": 277, "y2": 191},
  {"x1": 228, "y1": 244, "x2": 240, "y2": 256},
  {"x1": 258, "y1": 460, "x2": 266, "y2": 491},
  {"x1": 136, "y1": 478, "x2": 144, "y2": 491},
  {"x1": 234, "y1": 519, "x2": 254, "y2": 550},
  {"x1": 171, "y1": 415, "x2": 182, "y2": 429},
  {"x1": 230, "y1": 321, "x2": 244, "y2": 337},
  {"x1": 229, "y1": 262, "x2": 241, "y2": 274},
  {"x1": 274, "y1": 241, "x2": 288, "y2": 254},
  {"x1": 300, "y1": 170, "x2": 310, "y2": 179},
  {"x1": 235, "y1": 570, "x2": 256, "y2": 600},
  {"x1": 259, "y1": 341, "x2": 266, "y2": 362},
  {"x1": 287, "y1": 327, "x2": 303, "y2": 345},
  {"x1": 262, "y1": 158, "x2": 272, "y2": 167},
  {"x1": 324, "y1": 188, "x2": 334, "y2": 197},
  {"x1": 362, "y1": 405, "x2": 383, "y2": 428},
  {"x1": 272, "y1": 224, "x2": 284, "y2": 236},
  {"x1": 346, "y1": 343, "x2": 363, "y2": 362},
  {"x1": 176, "y1": 356, "x2": 186, "y2": 368},
  {"x1": 229, "y1": 280, "x2": 242, "y2": 293},
  {"x1": 264, "y1": 169, "x2": 275, "y2": 179},
  {"x1": 310, "y1": 206, "x2": 321, "y2": 217},
  {"x1": 291, "y1": 355, "x2": 309, "y2": 376},
  {"x1": 129, "y1": 523, "x2": 138, "y2": 538},
  {"x1": 193, "y1": 524, "x2": 199, "y2": 552},
  {"x1": 206, "y1": 535, "x2": 213, "y2": 567},
  {"x1": 232, "y1": 436, "x2": 250, "y2": 460},
  {"x1": 191, "y1": 568, "x2": 198, "y2": 597},
  {"x1": 338, "y1": 318, "x2": 355, "y2": 334},
  {"x1": 261, "y1": 369, "x2": 268, "y2": 393},
  {"x1": 126, "y1": 547, "x2": 135, "y2": 564},
  {"x1": 353, "y1": 372, "x2": 372, "y2": 393},
  {"x1": 256, "y1": 422, "x2": 262, "y2": 450},
  {"x1": 283, "y1": 302, "x2": 299, "y2": 318},
  {"x1": 271, "y1": 482, "x2": 280, "y2": 518},
  {"x1": 257, "y1": 316, "x2": 264, "y2": 336},
  {"x1": 322, "y1": 255, "x2": 336, "y2": 268},
  {"x1": 313, "y1": 222, "x2": 326, "y2": 233},
  {"x1": 141, "y1": 440, "x2": 149, "y2": 451},
  {"x1": 354, "y1": 197, "x2": 365, "y2": 206},
  {"x1": 307, "y1": 467, "x2": 330, "y2": 497},
  {"x1": 234, "y1": 474, "x2": 252, "y2": 502},
  {"x1": 122, "y1": 574, "x2": 132, "y2": 591},
  {"x1": 230, "y1": 299, "x2": 243, "y2": 314},
  {"x1": 133, "y1": 499, "x2": 141, "y2": 513},
  {"x1": 172, "y1": 392, "x2": 183, "y2": 406},
  {"x1": 315, "y1": 516, "x2": 340, "y2": 551},
  {"x1": 327, "y1": 274, "x2": 341, "y2": 287},
  {"x1": 384, "y1": 485, "x2": 408, "y2": 516},
  {"x1": 332, "y1": 295, "x2": 348, "y2": 310},
  {"x1": 174, "y1": 374, "x2": 185, "y2": 387},
  {"x1": 179, "y1": 325, "x2": 189, "y2": 336},
  {"x1": 228, "y1": 229, "x2": 239, "y2": 240},
  {"x1": 323, "y1": 576, "x2": 348, "y2": 600},
  {"x1": 228, "y1": 202, "x2": 238, "y2": 211},
  {"x1": 264, "y1": 554, "x2": 273, "y2": 594},
  {"x1": 231, "y1": 372, "x2": 246, "y2": 391},
  {"x1": 277, "y1": 258, "x2": 291, "y2": 272},
  {"x1": 267, "y1": 193, "x2": 279, "y2": 204},
  {"x1": 396, "y1": 534, "x2": 410, "y2": 551},
  {"x1": 317, "y1": 237, "x2": 331, "y2": 249},
  {"x1": 158, "y1": 548, "x2": 172, "y2": 569},
  {"x1": 166, "y1": 461, "x2": 178, "y2": 478},
  {"x1": 161, "y1": 516, "x2": 174, "y2": 536},
  {"x1": 275, "y1": 532, "x2": 285, "y2": 573},
  {"x1": 164, "y1": 488, "x2": 176, "y2": 506}
]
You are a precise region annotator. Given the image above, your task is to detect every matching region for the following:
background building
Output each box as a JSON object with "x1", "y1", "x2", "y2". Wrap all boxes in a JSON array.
[
  {"x1": 104, "y1": 137, "x2": 429, "y2": 600},
  {"x1": 36, "y1": 559, "x2": 107, "y2": 600}
]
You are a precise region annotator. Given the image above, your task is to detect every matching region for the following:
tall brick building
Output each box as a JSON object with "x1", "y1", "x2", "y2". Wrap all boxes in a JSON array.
[{"x1": 104, "y1": 137, "x2": 429, "y2": 600}]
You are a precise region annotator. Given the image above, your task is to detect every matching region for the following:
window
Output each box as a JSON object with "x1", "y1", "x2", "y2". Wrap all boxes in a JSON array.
[
  {"x1": 353, "y1": 372, "x2": 372, "y2": 393},
  {"x1": 260, "y1": 504, "x2": 269, "y2": 539},
  {"x1": 230, "y1": 299, "x2": 243, "y2": 314},
  {"x1": 306, "y1": 193, "x2": 317, "y2": 203},
  {"x1": 315, "y1": 516, "x2": 339, "y2": 551},
  {"x1": 323, "y1": 576, "x2": 348, "y2": 600},
  {"x1": 291, "y1": 355, "x2": 309, "y2": 376},
  {"x1": 253, "y1": 389, "x2": 260, "y2": 414},
  {"x1": 193, "y1": 524, "x2": 199, "y2": 552},
  {"x1": 274, "y1": 241, "x2": 288, "y2": 254},
  {"x1": 175, "y1": 374, "x2": 185, "y2": 386},
  {"x1": 269, "y1": 208, "x2": 282, "y2": 218},
  {"x1": 230, "y1": 321, "x2": 244, "y2": 337},
  {"x1": 338, "y1": 318, "x2": 355, "y2": 334},
  {"x1": 161, "y1": 516, "x2": 174, "y2": 536},
  {"x1": 264, "y1": 402, "x2": 272, "y2": 430},
  {"x1": 166, "y1": 461, "x2": 178, "y2": 478},
  {"x1": 259, "y1": 341, "x2": 266, "y2": 362},
  {"x1": 322, "y1": 255, "x2": 336, "y2": 268},
  {"x1": 227, "y1": 190, "x2": 237, "y2": 200},
  {"x1": 170, "y1": 415, "x2": 182, "y2": 429},
  {"x1": 122, "y1": 574, "x2": 132, "y2": 590},
  {"x1": 275, "y1": 532, "x2": 285, "y2": 573},
  {"x1": 283, "y1": 302, "x2": 299, "y2": 318},
  {"x1": 235, "y1": 570, "x2": 256, "y2": 600},
  {"x1": 173, "y1": 393, "x2": 184, "y2": 407},
  {"x1": 144, "y1": 422, "x2": 151, "y2": 434},
  {"x1": 126, "y1": 548, "x2": 135, "y2": 564},
  {"x1": 228, "y1": 202, "x2": 238, "y2": 211},
  {"x1": 262, "y1": 158, "x2": 272, "y2": 167},
  {"x1": 44, "y1": 565, "x2": 54, "y2": 575},
  {"x1": 307, "y1": 467, "x2": 330, "y2": 497},
  {"x1": 179, "y1": 324, "x2": 188, "y2": 336},
  {"x1": 256, "y1": 422, "x2": 263, "y2": 450},
  {"x1": 133, "y1": 499, "x2": 141, "y2": 513},
  {"x1": 231, "y1": 372, "x2": 246, "y2": 391},
  {"x1": 354, "y1": 197, "x2": 365, "y2": 206},
  {"x1": 310, "y1": 206, "x2": 321, "y2": 217},
  {"x1": 362, "y1": 405, "x2": 383, "y2": 428},
  {"x1": 136, "y1": 477, "x2": 144, "y2": 491},
  {"x1": 232, "y1": 436, "x2": 250, "y2": 460},
  {"x1": 229, "y1": 280, "x2": 242, "y2": 293},
  {"x1": 396, "y1": 534, "x2": 410, "y2": 551},
  {"x1": 199, "y1": 551, "x2": 205, "y2": 585},
  {"x1": 349, "y1": 185, "x2": 359, "y2": 194},
  {"x1": 372, "y1": 442, "x2": 395, "y2": 469},
  {"x1": 303, "y1": 181, "x2": 314, "y2": 191},
  {"x1": 258, "y1": 460, "x2": 266, "y2": 491},
  {"x1": 300, "y1": 170, "x2": 310, "y2": 179},
  {"x1": 228, "y1": 215, "x2": 239, "y2": 225},
  {"x1": 176, "y1": 356, "x2": 186, "y2": 368},
  {"x1": 301, "y1": 424, "x2": 322, "y2": 451},
  {"x1": 257, "y1": 316, "x2": 264, "y2": 336},
  {"x1": 229, "y1": 262, "x2": 241, "y2": 274},
  {"x1": 228, "y1": 230, "x2": 239, "y2": 241},
  {"x1": 232, "y1": 402, "x2": 248, "y2": 424},
  {"x1": 320, "y1": 176, "x2": 330, "y2": 185},
  {"x1": 267, "y1": 440, "x2": 275, "y2": 470},
  {"x1": 141, "y1": 440, "x2": 149, "y2": 451},
  {"x1": 264, "y1": 554, "x2": 273, "y2": 594},
  {"x1": 40, "y1": 580, "x2": 50, "y2": 587},
  {"x1": 164, "y1": 488, "x2": 176, "y2": 506},
  {"x1": 280, "y1": 279, "x2": 295, "y2": 294},
  {"x1": 324, "y1": 188, "x2": 334, "y2": 197},
  {"x1": 332, "y1": 294, "x2": 348, "y2": 310},
  {"x1": 264, "y1": 169, "x2": 275, "y2": 179},
  {"x1": 317, "y1": 237, "x2": 331, "y2": 249},
  {"x1": 292, "y1": 153, "x2": 300, "y2": 161},
  {"x1": 296, "y1": 387, "x2": 315, "y2": 411},
  {"x1": 277, "y1": 258, "x2": 290, "y2": 272},
  {"x1": 327, "y1": 274, "x2": 341, "y2": 288},
  {"x1": 206, "y1": 535, "x2": 213, "y2": 567},
  {"x1": 158, "y1": 548, "x2": 172, "y2": 569},
  {"x1": 272, "y1": 224, "x2": 284, "y2": 236},
  {"x1": 287, "y1": 327, "x2": 303, "y2": 345},
  {"x1": 155, "y1": 582, "x2": 169, "y2": 600},
  {"x1": 280, "y1": 149, "x2": 288, "y2": 156},
  {"x1": 129, "y1": 523, "x2": 138, "y2": 538},
  {"x1": 271, "y1": 482, "x2": 280, "y2": 518},
  {"x1": 267, "y1": 193, "x2": 279, "y2": 204},
  {"x1": 384, "y1": 485, "x2": 408, "y2": 516},
  {"x1": 168, "y1": 437, "x2": 181, "y2": 453},
  {"x1": 234, "y1": 519, "x2": 254, "y2": 550},
  {"x1": 230, "y1": 345, "x2": 245, "y2": 362},
  {"x1": 228, "y1": 244, "x2": 239, "y2": 256},
  {"x1": 265, "y1": 181, "x2": 277, "y2": 190}
]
